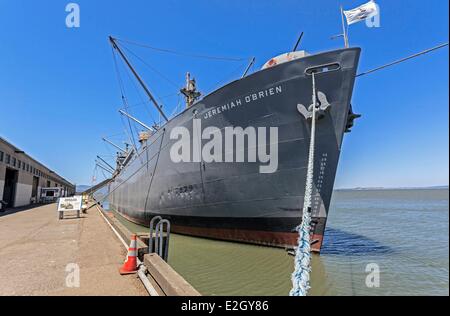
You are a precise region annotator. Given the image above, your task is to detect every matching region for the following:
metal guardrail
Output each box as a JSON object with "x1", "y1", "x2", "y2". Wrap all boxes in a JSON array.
[
  {"x1": 148, "y1": 216, "x2": 171, "y2": 262},
  {"x1": 155, "y1": 219, "x2": 171, "y2": 261},
  {"x1": 149, "y1": 216, "x2": 162, "y2": 254}
]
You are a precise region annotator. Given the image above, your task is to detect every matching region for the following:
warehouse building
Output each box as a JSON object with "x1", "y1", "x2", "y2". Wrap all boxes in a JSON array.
[{"x1": 0, "y1": 137, "x2": 75, "y2": 209}]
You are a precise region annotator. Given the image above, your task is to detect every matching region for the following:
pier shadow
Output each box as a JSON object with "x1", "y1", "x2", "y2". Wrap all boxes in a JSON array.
[
  {"x1": 60, "y1": 215, "x2": 87, "y2": 220},
  {"x1": 0, "y1": 204, "x2": 49, "y2": 218},
  {"x1": 321, "y1": 227, "x2": 393, "y2": 256}
]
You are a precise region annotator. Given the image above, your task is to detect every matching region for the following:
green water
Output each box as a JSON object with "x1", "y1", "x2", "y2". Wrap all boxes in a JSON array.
[{"x1": 112, "y1": 188, "x2": 449, "y2": 296}]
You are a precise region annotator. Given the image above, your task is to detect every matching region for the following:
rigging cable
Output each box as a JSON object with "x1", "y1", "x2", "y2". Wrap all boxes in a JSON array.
[
  {"x1": 103, "y1": 131, "x2": 127, "y2": 139},
  {"x1": 205, "y1": 59, "x2": 250, "y2": 94},
  {"x1": 120, "y1": 48, "x2": 159, "y2": 126},
  {"x1": 100, "y1": 168, "x2": 108, "y2": 181},
  {"x1": 112, "y1": 47, "x2": 127, "y2": 99},
  {"x1": 115, "y1": 37, "x2": 247, "y2": 62},
  {"x1": 112, "y1": 44, "x2": 158, "y2": 131},
  {"x1": 120, "y1": 105, "x2": 139, "y2": 155},
  {"x1": 356, "y1": 42, "x2": 448, "y2": 77},
  {"x1": 168, "y1": 93, "x2": 183, "y2": 118},
  {"x1": 112, "y1": 47, "x2": 141, "y2": 144},
  {"x1": 120, "y1": 43, "x2": 181, "y2": 89},
  {"x1": 91, "y1": 165, "x2": 98, "y2": 185},
  {"x1": 119, "y1": 100, "x2": 151, "y2": 111},
  {"x1": 114, "y1": 38, "x2": 255, "y2": 115}
]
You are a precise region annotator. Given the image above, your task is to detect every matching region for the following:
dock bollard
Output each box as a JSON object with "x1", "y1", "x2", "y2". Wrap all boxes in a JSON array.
[{"x1": 119, "y1": 234, "x2": 139, "y2": 275}]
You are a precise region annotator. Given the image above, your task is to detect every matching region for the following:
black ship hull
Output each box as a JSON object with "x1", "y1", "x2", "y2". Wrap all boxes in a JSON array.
[{"x1": 109, "y1": 48, "x2": 361, "y2": 252}]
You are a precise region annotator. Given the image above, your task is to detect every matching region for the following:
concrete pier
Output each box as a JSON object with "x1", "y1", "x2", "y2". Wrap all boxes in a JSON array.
[{"x1": 0, "y1": 203, "x2": 147, "y2": 296}]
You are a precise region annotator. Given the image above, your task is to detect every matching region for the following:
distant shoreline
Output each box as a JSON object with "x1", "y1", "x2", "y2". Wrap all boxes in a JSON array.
[{"x1": 335, "y1": 185, "x2": 449, "y2": 191}]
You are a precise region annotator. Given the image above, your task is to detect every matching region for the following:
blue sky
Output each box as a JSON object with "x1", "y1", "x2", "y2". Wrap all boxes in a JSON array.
[{"x1": 0, "y1": 0, "x2": 448, "y2": 188}]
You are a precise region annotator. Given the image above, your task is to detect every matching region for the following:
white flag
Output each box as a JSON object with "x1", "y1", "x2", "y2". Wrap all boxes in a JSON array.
[{"x1": 343, "y1": 1, "x2": 379, "y2": 25}]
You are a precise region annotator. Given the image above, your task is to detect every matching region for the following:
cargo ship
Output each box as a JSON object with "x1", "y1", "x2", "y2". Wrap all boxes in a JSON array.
[{"x1": 107, "y1": 37, "x2": 361, "y2": 252}]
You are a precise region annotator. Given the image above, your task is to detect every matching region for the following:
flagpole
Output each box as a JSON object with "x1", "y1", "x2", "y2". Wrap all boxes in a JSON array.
[{"x1": 340, "y1": 5, "x2": 349, "y2": 48}]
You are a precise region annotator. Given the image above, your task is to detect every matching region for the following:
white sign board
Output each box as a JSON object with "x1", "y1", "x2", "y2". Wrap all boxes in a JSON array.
[{"x1": 57, "y1": 196, "x2": 83, "y2": 212}]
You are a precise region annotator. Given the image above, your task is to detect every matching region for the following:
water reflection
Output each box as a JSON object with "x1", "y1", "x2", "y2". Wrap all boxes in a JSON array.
[{"x1": 321, "y1": 228, "x2": 393, "y2": 256}]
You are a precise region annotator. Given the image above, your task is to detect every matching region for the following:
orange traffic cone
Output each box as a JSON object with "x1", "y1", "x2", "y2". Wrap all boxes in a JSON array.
[{"x1": 119, "y1": 234, "x2": 139, "y2": 275}]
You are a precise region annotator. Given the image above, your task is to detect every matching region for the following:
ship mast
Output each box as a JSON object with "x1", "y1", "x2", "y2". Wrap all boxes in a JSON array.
[
  {"x1": 109, "y1": 36, "x2": 169, "y2": 122},
  {"x1": 180, "y1": 72, "x2": 201, "y2": 108}
]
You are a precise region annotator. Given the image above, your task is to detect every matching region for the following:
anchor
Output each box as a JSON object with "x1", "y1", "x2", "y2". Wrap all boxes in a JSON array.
[{"x1": 297, "y1": 91, "x2": 331, "y2": 120}]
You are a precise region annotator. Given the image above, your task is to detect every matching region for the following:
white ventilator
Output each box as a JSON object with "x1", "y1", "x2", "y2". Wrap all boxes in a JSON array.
[{"x1": 262, "y1": 51, "x2": 310, "y2": 70}]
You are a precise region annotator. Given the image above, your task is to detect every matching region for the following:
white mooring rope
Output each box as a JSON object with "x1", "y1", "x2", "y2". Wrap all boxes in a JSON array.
[{"x1": 290, "y1": 73, "x2": 318, "y2": 296}]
